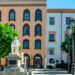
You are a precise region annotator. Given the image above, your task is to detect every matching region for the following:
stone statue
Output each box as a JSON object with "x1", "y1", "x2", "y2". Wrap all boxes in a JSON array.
[{"x1": 11, "y1": 36, "x2": 20, "y2": 54}]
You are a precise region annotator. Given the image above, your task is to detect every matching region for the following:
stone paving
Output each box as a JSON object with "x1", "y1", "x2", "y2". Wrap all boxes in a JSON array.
[{"x1": 32, "y1": 69, "x2": 72, "y2": 75}]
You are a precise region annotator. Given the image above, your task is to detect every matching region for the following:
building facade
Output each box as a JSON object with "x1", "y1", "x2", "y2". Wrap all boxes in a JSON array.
[
  {"x1": 0, "y1": 0, "x2": 46, "y2": 68},
  {"x1": 46, "y1": 9, "x2": 75, "y2": 66}
]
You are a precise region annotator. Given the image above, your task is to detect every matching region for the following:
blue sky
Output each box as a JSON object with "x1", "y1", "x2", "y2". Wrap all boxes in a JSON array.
[{"x1": 47, "y1": 0, "x2": 75, "y2": 9}]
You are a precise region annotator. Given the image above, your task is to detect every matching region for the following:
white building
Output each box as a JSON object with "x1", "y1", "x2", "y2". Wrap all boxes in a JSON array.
[{"x1": 46, "y1": 9, "x2": 75, "y2": 67}]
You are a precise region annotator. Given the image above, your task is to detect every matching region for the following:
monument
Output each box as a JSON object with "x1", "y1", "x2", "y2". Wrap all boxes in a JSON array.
[
  {"x1": 3, "y1": 36, "x2": 32, "y2": 75},
  {"x1": 5, "y1": 36, "x2": 21, "y2": 72}
]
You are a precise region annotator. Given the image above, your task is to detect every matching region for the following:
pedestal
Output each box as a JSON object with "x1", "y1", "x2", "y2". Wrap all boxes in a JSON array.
[{"x1": 7, "y1": 53, "x2": 21, "y2": 67}]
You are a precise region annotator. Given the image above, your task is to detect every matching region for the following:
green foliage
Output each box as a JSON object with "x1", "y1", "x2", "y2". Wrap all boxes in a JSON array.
[
  {"x1": 19, "y1": 46, "x2": 21, "y2": 51},
  {"x1": 0, "y1": 23, "x2": 18, "y2": 58}
]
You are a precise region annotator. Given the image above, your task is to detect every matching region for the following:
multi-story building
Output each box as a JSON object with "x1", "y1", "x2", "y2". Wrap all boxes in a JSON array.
[
  {"x1": 46, "y1": 9, "x2": 75, "y2": 66},
  {"x1": 0, "y1": 0, "x2": 46, "y2": 68}
]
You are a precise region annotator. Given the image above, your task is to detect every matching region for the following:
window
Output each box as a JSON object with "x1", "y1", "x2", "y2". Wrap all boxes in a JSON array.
[
  {"x1": 10, "y1": 24, "x2": 15, "y2": 29},
  {"x1": 0, "y1": 11, "x2": 1, "y2": 21},
  {"x1": 49, "y1": 50, "x2": 54, "y2": 55},
  {"x1": 49, "y1": 33, "x2": 55, "y2": 42},
  {"x1": 65, "y1": 33, "x2": 68, "y2": 40},
  {"x1": 9, "y1": 9, "x2": 15, "y2": 21},
  {"x1": 50, "y1": 17, "x2": 54, "y2": 25},
  {"x1": 24, "y1": 9, "x2": 30, "y2": 21},
  {"x1": 23, "y1": 40, "x2": 29, "y2": 49},
  {"x1": 35, "y1": 9, "x2": 42, "y2": 21},
  {"x1": 23, "y1": 24, "x2": 30, "y2": 35},
  {"x1": 35, "y1": 40, "x2": 41, "y2": 49},
  {"x1": 35, "y1": 24, "x2": 42, "y2": 36},
  {"x1": 66, "y1": 17, "x2": 71, "y2": 25}
]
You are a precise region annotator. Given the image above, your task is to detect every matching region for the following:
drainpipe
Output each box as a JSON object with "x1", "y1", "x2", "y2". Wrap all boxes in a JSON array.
[{"x1": 61, "y1": 12, "x2": 62, "y2": 63}]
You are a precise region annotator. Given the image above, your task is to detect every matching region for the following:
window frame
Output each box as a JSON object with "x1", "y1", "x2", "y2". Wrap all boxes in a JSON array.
[
  {"x1": 10, "y1": 24, "x2": 15, "y2": 29},
  {"x1": 9, "y1": 9, "x2": 15, "y2": 21},
  {"x1": 23, "y1": 39, "x2": 29, "y2": 49},
  {"x1": 35, "y1": 24, "x2": 42, "y2": 36},
  {"x1": 49, "y1": 32, "x2": 55, "y2": 42},
  {"x1": 66, "y1": 17, "x2": 71, "y2": 25},
  {"x1": 35, "y1": 39, "x2": 41, "y2": 49},
  {"x1": 49, "y1": 48, "x2": 54, "y2": 55},
  {"x1": 23, "y1": 9, "x2": 30, "y2": 21},
  {"x1": 23, "y1": 24, "x2": 30, "y2": 36},
  {"x1": 35, "y1": 9, "x2": 42, "y2": 21},
  {"x1": 49, "y1": 17, "x2": 55, "y2": 25}
]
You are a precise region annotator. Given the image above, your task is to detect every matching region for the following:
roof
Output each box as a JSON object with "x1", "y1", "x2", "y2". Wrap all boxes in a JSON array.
[
  {"x1": 0, "y1": 0, "x2": 46, "y2": 1},
  {"x1": 47, "y1": 9, "x2": 75, "y2": 13}
]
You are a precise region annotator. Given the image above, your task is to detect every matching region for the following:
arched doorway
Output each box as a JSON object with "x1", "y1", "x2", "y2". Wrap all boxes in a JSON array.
[
  {"x1": 24, "y1": 54, "x2": 30, "y2": 67},
  {"x1": 34, "y1": 54, "x2": 42, "y2": 68}
]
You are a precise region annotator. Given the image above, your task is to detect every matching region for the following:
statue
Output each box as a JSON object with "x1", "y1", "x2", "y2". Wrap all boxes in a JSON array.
[{"x1": 11, "y1": 36, "x2": 20, "y2": 54}]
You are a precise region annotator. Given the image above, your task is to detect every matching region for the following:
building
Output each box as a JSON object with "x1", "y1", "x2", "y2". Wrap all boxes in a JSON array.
[
  {"x1": 0, "y1": 0, "x2": 46, "y2": 68},
  {"x1": 46, "y1": 9, "x2": 75, "y2": 66}
]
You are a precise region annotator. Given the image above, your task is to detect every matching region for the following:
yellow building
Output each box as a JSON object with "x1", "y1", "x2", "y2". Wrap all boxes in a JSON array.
[{"x1": 0, "y1": 0, "x2": 46, "y2": 68}]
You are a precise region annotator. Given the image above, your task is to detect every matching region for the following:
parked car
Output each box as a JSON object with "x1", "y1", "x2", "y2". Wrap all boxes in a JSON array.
[{"x1": 47, "y1": 60, "x2": 56, "y2": 69}]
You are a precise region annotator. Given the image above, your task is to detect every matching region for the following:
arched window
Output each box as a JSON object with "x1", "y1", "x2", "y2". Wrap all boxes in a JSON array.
[
  {"x1": 9, "y1": 9, "x2": 15, "y2": 21},
  {"x1": 10, "y1": 24, "x2": 15, "y2": 29},
  {"x1": 0, "y1": 11, "x2": 1, "y2": 21},
  {"x1": 35, "y1": 39, "x2": 41, "y2": 49},
  {"x1": 24, "y1": 9, "x2": 30, "y2": 21},
  {"x1": 23, "y1": 24, "x2": 30, "y2": 35},
  {"x1": 23, "y1": 39, "x2": 29, "y2": 49},
  {"x1": 35, "y1": 24, "x2": 42, "y2": 36},
  {"x1": 35, "y1": 9, "x2": 42, "y2": 21}
]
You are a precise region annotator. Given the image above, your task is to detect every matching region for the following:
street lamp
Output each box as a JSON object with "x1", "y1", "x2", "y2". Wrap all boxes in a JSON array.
[
  {"x1": 66, "y1": 18, "x2": 75, "y2": 75},
  {"x1": 66, "y1": 25, "x2": 72, "y2": 73}
]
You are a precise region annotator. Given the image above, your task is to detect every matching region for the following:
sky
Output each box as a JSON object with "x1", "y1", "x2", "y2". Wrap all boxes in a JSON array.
[{"x1": 47, "y1": 0, "x2": 75, "y2": 9}]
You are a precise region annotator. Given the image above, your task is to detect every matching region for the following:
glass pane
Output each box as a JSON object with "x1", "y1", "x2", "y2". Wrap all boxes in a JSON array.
[
  {"x1": 24, "y1": 41, "x2": 28, "y2": 48},
  {"x1": 65, "y1": 34, "x2": 68, "y2": 40},
  {"x1": 36, "y1": 10, "x2": 41, "y2": 20},
  {"x1": 49, "y1": 34, "x2": 54, "y2": 41},
  {"x1": 11, "y1": 26, "x2": 15, "y2": 29},
  {"x1": 36, "y1": 41, "x2": 41, "y2": 48},
  {"x1": 24, "y1": 11, "x2": 29, "y2": 20},
  {"x1": 66, "y1": 17, "x2": 70, "y2": 25},
  {"x1": 50, "y1": 17, "x2": 54, "y2": 24},
  {"x1": 24, "y1": 25, "x2": 29, "y2": 35},
  {"x1": 10, "y1": 11, "x2": 15, "y2": 20},
  {"x1": 36, "y1": 26, "x2": 41, "y2": 35}
]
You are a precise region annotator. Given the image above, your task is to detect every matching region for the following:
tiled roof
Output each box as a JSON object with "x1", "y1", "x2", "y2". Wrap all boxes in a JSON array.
[
  {"x1": 47, "y1": 9, "x2": 75, "y2": 13},
  {"x1": 0, "y1": 0, "x2": 46, "y2": 1}
]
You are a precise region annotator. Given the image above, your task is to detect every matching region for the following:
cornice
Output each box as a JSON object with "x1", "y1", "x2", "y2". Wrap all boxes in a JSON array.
[
  {"x1": 0, "y1": 4, "x2": 46, "y2": 7},
  {"x1": 0, "y1": 0, "x2": 46, "y2": 1}
]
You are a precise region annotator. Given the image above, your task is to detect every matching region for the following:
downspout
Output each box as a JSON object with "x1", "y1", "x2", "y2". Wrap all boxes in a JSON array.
[{"x1": 61, "y1": 12, "x2": 62, "y2": 63}]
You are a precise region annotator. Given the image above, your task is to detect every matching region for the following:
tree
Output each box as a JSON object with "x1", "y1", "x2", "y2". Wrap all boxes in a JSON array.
[{"x1": 0, "y1": 23, "x2": 18, "y2": 58}]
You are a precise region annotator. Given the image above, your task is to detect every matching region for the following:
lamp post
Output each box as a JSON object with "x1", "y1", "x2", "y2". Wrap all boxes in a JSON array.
[
  {"x1": 66, "y1": 18, "x2": 75, "y2": 75},
  {"x1": 66, "y1": 25, "x2": 72, "y2": 73}
]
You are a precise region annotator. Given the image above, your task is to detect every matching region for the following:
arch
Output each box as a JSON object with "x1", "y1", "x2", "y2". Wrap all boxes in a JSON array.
[
  {"x1": 9, "y1": 9, "x2": 15, "y2": 21},
  {"x1": 35, "y1": 24, "x2": 42, "y2": 36},
  {"x1": 23, "y1": 24, "x2": 30, "y2": 35},
  {"x1": 33, "y1": 54, "x2": 42, "y2": 68},
  {"x1": 35, "y1": 39, "x2": 41, "y2": 49},
  {"x1": 35, "y1": 9, "x2": 42, "y2": 21},
  {"x1": 23, "y1": 9, "x2": 30, "y2": 21},
  {"x1": 24, "y1": 54, "x2": 30, "y2": 67},
  {"x1": 23, "y1": 39, "x2": 29, "y2": 49},
  {"x1": 10, "y1": 23, "x2": 15, "y2": 29}
]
